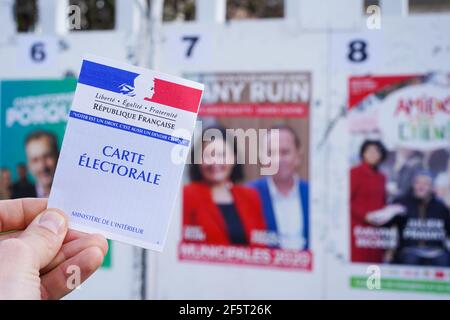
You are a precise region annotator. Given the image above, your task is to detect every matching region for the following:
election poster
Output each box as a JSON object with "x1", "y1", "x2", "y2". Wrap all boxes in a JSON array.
[
  {"x1": 178, "y1": 72, "x2": 312, "y2": 271},
  {"x1": 348, "y1": 74, "x2": 450, "y2": 294},
  {"x1": 0, "y1": 79, "x2": 111, "y2": 267},
  {"x1": 0, "y1": 79, "x2": 75, "y2": 198}
]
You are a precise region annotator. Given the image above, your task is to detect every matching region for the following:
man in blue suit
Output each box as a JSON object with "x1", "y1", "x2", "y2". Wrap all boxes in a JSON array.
[{"x1": 249, "y1": 125, "x2": 309, "y2": 250}]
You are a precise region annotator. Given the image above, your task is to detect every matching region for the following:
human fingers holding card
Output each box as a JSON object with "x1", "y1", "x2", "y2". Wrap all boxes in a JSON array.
[{"x1": 0, "y1": 198, "x2": 108, "y2": 300}]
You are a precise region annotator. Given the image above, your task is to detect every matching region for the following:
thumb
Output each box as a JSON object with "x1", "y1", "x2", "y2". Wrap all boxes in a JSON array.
[{"x1": 19, "y1": 208, "x2": 68, "y2": 270}]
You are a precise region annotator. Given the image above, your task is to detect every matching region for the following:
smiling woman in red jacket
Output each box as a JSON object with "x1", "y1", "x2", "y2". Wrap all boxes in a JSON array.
[
  {"x1": 350, "y1": 139, "x2": 388, "y2": 263},
  {"x1": 182, "y1": 127, "x2": 266, "y2": 246}
]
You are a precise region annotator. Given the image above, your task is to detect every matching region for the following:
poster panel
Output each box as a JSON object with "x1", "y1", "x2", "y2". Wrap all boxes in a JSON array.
[
  {"x1": 348, "y1": 74, "x2": 450, "y2": 294},
  {"x1": 178, "y1": 72, "x2": 313, "y2": 271}
]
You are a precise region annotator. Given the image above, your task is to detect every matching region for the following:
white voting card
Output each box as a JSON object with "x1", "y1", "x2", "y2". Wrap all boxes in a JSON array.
[{"x1": 48, "y1": 55, "x2": 204, "y2": 250}]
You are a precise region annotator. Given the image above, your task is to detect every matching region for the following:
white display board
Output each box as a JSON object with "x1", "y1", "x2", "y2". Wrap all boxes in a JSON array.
[
  {"x1": 149, "y1": 2, "x2": 450, "y2": 300},
  {"x1": 147, "y1": 17, "x2": 328, "y2": 299},
  {"x1": 326, "y1": 15, "x2": 450, "y2": 299}
]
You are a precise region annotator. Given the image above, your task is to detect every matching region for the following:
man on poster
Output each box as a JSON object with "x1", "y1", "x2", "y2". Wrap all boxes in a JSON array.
[
  {"x1": 249, "y1": 124, "x2": 309, "y2": 251},
  {"x1": 385, "y1": 170, "x2": 450, "y2": 266},
  {"x1": 24, "y1": 131, "x2": 59, "y2": 198},
  {"x1": 368, "y1": 170, "x2": 450, "y2": 266}
]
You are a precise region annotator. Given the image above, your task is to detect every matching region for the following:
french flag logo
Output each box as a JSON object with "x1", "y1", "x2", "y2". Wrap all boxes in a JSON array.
[{"x1": 79, "y1": 60, "x2": 202, "y2": 113}]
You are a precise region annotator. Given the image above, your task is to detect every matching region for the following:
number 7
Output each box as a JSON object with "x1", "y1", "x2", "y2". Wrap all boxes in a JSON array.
[{"x1": 182, "y1": 36, "x2": 200, "y2": 58}]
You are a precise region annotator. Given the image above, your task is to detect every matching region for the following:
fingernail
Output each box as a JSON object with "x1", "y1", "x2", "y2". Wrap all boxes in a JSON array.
[{"x1": 39, "y1": 210, "x2": 66, "y2": 235}]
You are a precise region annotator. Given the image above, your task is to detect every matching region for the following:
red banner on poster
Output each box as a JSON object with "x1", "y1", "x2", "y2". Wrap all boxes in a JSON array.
[{"x1": 179, "y1": 243, "x2": 312, "y2": 271}]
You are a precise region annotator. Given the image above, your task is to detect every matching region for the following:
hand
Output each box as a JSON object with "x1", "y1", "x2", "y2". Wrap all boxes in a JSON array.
[
  {"x1": 0, "y1": 198, "x2": 108, "y2": 300},
  {"x1": 366, "y1": 204, "x2": 406, "y2": 226}
]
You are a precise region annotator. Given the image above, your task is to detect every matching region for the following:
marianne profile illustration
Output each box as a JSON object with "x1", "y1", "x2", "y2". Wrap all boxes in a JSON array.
[{"x1": 118, "y1": 74, "x2": 155, "y2": 101}]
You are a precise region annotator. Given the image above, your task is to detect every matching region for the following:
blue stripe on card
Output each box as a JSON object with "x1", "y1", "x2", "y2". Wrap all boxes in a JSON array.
[
  {"x1": 69, "y1": 111, "x2": 190, "y2": 146},
  {"x1": 78, "y1": 60, "x2": 139, "y2": 94}
]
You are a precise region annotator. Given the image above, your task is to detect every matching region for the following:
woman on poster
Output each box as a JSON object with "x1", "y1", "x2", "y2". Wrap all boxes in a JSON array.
[
  {"x1": 350, "y1": 140, "x2": 388, "y2": 263},
  {"x1": 182, "y1": 127, "x2": 266, "y2": 246}
]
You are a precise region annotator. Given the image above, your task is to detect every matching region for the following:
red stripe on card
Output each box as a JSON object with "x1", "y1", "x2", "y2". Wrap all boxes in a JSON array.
[{"x1": 145, "y1": 78, "x2": 202, "y2": 113}]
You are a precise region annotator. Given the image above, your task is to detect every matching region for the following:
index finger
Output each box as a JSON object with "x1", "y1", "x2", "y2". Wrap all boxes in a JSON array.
[{"x1": 0, "y1": 198, "x2": 48, "y2": 233}]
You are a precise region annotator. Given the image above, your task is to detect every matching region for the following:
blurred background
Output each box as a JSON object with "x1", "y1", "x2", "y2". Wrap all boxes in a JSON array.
[{"x1": 1, "y1": 0, "x2": 450, "y2": 299}]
